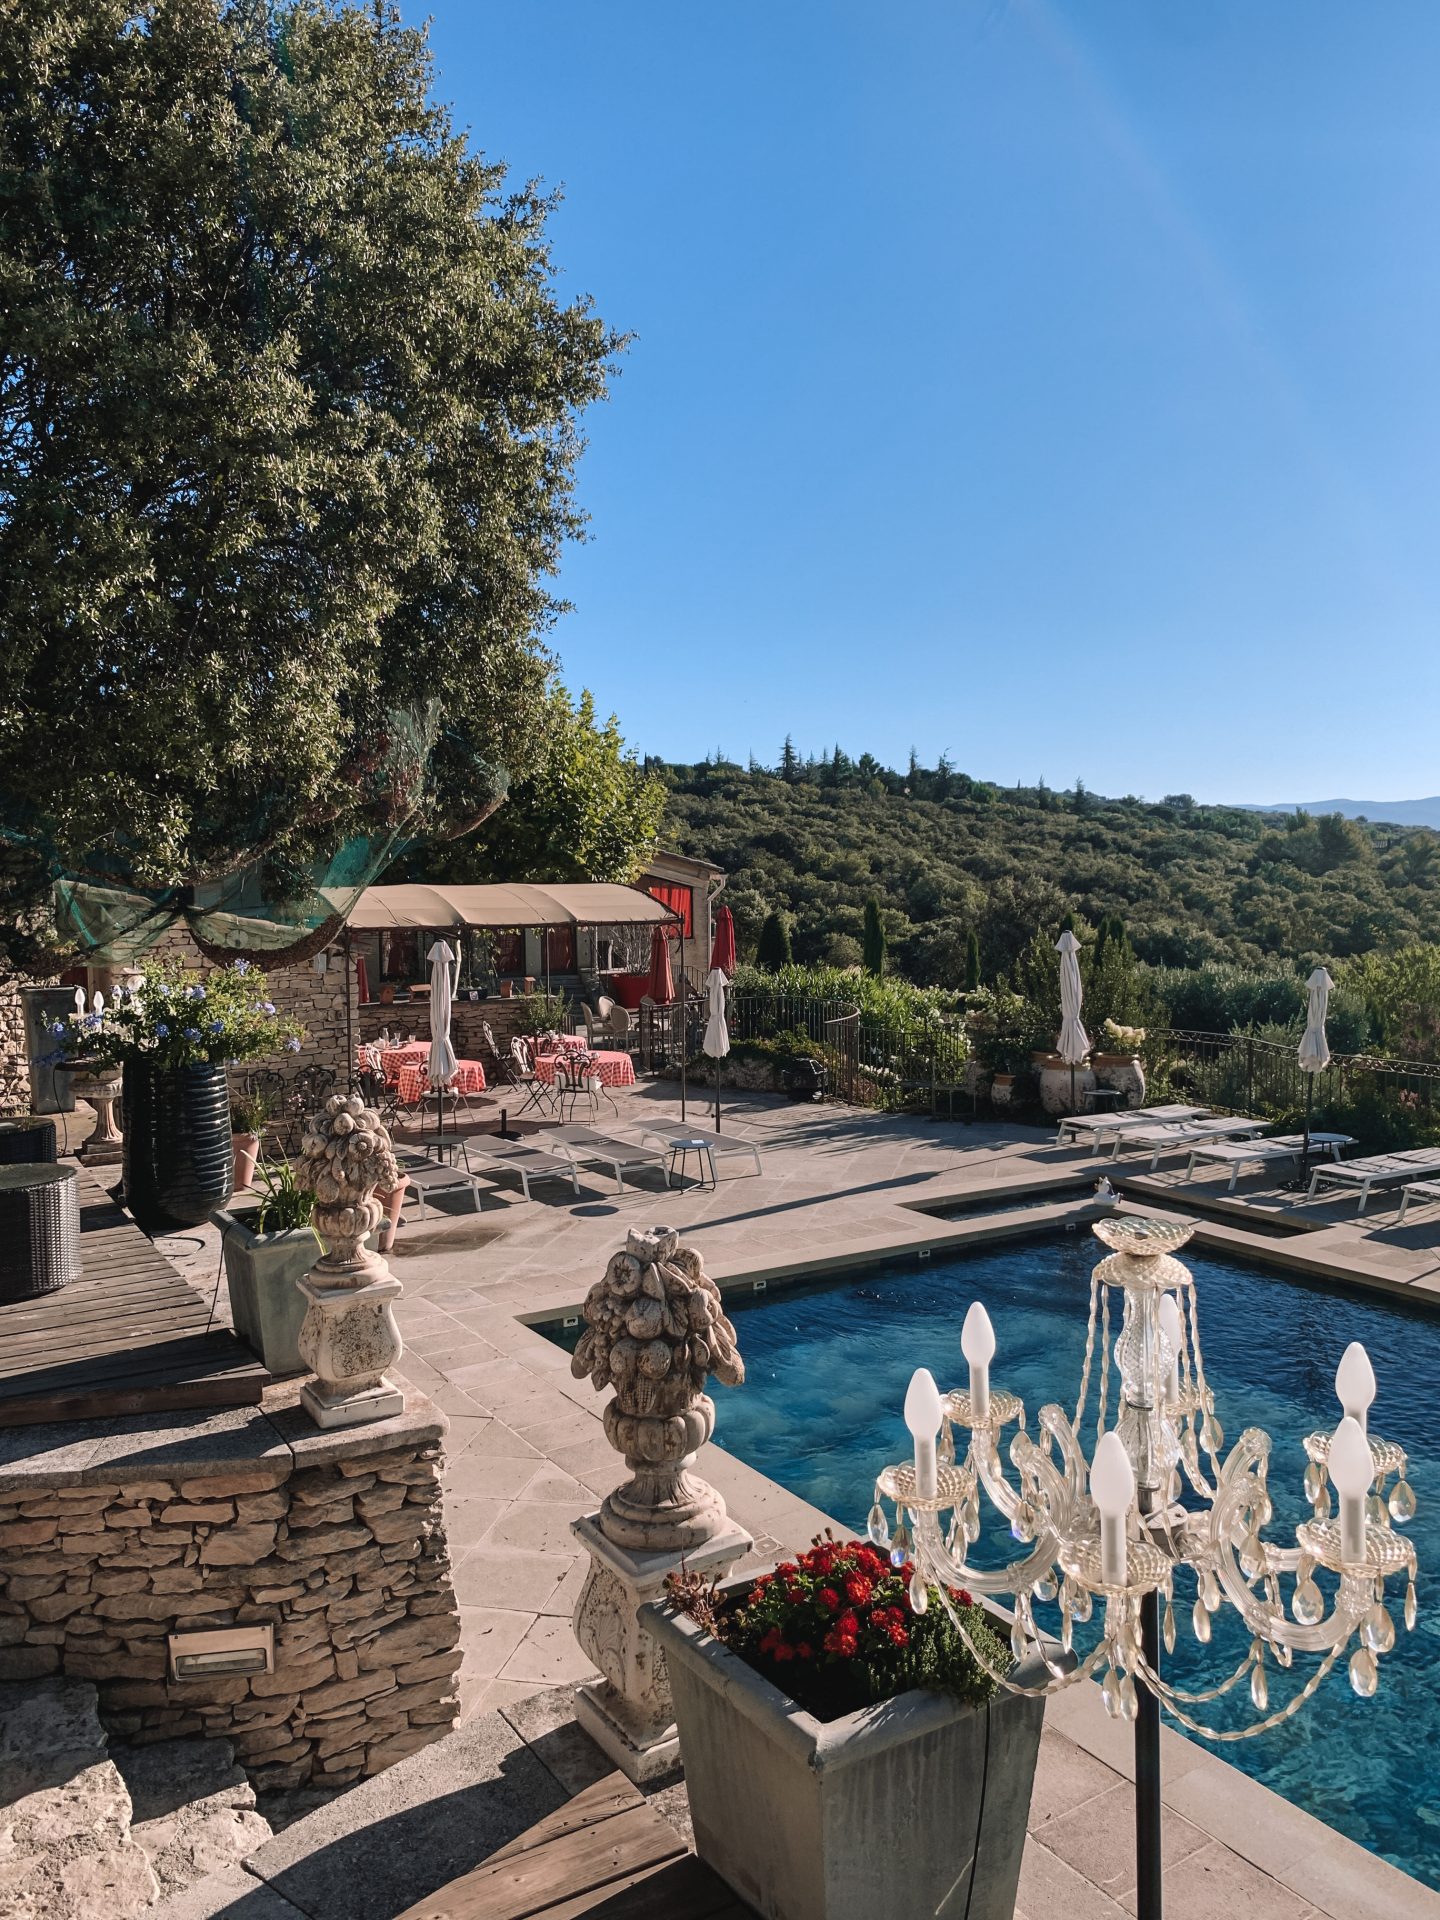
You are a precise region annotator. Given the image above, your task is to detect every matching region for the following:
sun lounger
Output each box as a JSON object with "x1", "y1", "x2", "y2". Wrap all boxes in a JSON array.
[
  {"x1": 1305, "y1": 1151, "x2": 1440, "y2": 1214},
  {"x1": 550, "y1": 1127, "x2": 672, "y2": 1192},
  {"x1": 397, "y1": 1160, "x2": 484, "y2": 1219},
  {"x1": 1056, "y1": 1106, "x2": 1209, "y2": 1151},
  {"x1": 630, "y1": 1120, "x2": 763, "y2": 1177},
  {"x1": 1115, "y1": 1118, "x2": 1269, "y2": 1172},
  {"x1": 467, "y1": 1141, "x2": 581, "y2": 1201},
  {"x1": 1397, "y1": 1180, "x2": 1440, "y2": 1224},
  {"x1": 1184, "y1": 1133, "x2": 1354, "y2": 1193}
]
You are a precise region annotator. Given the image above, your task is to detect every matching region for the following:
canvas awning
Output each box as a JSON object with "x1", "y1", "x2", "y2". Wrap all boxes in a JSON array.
[{"x1": 323, "y1": 882, "x2": 679, "y2": 932}]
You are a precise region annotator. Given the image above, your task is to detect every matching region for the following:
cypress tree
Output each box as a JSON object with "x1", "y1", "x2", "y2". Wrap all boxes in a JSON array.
[
  {"x1": 756, "y1": 911, "x2": 793, "y2": 971},
  {"x1": 862, "y1": 898, "x2": 887, "y2": 977},
  {"x1": 964, "y1": 929, "x2": 982, "y2": 991}
]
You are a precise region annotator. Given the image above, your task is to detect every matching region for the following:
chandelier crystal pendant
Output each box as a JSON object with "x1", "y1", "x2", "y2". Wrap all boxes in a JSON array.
[{"x1": 872, "y1": 1214, "x2": 1418, "y2": 1920}]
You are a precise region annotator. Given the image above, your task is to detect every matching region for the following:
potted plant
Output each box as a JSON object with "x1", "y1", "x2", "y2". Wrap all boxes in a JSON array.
[
  {"x1": 229, "y1": 1089, "x2": 272, "y2": 1190},
  {"x1": 1093, "y1": 1020, "x2": 1148, "y2": 1108},
  {"x1": 48, "y1": 960, "x2": 303, "y2": 1235},
  {"x1": 212, "y1": 1157, "x2": 319, "y2": 1375},
  {"x1": 648, "y1": 1536, "x2": 1050, "y2": 1920}
]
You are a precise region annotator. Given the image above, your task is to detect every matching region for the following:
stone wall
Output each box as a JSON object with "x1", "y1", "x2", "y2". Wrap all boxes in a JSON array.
[{"x1": 0, "y1": 1400, "x2": 460, "y2": 1791}]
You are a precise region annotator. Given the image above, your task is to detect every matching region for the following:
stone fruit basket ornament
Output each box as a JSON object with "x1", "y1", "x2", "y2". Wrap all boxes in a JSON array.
[
  {"x1": 295, "y1": 1093, "x2": 406, "y2": 1429},
  {"x1": 572, "y1": 1225, "x2": 744, "y2": 1551}
]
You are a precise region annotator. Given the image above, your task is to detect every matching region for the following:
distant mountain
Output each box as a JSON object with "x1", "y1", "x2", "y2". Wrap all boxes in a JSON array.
[{"x1": 1236, "y1": 797, "x2": 1440, "y2": 831}]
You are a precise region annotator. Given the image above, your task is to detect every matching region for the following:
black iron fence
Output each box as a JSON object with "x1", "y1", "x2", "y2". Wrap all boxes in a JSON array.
[{"x1": 714, "y1": 992, "x2": 1440, "y2": 1145}]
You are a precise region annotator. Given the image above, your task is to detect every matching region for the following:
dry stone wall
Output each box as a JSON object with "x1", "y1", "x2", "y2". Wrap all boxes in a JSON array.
[{"x1": 0, "y1": 1424, "x2": 460, "y2": 1790}]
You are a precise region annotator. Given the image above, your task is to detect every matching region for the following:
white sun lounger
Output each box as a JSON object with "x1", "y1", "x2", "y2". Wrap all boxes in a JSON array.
[
  {"x1": 1116, "y1": 1118, "x2": 1270, "y2": 1173},
  {"x1": 1305, "y1": 1151, "x2": 1440, "y2": 1214},
  {"x1": 1184, "y1": 1133, "x2": 1354, "y2": 1193},
  {"x1": 467, "y1": 1141, "x2": 581, "y2": 1202},
  {"x1": 1397, "y1": 1180, "x2": 1440, "y2": 1225},
  {"x1": 550, "y1": 1127, "x2": 672, "y2": 1192},
  {"x1": 1056, "y1": 1106, "x2": 1209, "y2": 1151},
  {"x1": 630, "y1": 1120, "x2": 763, "y2": 1178}
]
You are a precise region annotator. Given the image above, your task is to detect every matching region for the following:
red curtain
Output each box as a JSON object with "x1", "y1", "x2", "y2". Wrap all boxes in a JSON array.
[{"x1": 644, "y1": 880, "x2": 692, "y2": 938}]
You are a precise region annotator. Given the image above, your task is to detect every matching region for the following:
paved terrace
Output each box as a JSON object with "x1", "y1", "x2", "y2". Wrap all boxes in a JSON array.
[{"x1": 160, "y1": 1084, "x2": 1440, "y2": 1920}]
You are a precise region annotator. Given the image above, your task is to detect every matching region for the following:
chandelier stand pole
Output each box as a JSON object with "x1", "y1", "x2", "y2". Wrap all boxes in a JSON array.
[{"x1": 1136, "y1": 1571, "x2": 1162, "y2": 1919}]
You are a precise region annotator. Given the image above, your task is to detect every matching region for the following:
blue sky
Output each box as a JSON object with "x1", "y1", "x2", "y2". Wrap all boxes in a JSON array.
[{"x1": 418, "y1": 1, "x2": 1440, "y2": 804}]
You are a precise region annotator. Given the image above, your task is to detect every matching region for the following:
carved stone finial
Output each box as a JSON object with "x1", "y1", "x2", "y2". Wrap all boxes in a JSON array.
[
  {"x1": 572, "y1": 1224, "x2": 743, "y2": 1551},
  {"x1": 296, "y1": 1094, "x2": 405, "y2": 1429}
]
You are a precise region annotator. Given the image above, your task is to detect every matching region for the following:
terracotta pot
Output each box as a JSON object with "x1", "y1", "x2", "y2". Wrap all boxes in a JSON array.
[
  {"x1": 373, "y1": 1177, "x2": 409, "y2": 1253},
  {"x1": 232, "y1": 1131, "x2": 261, "y2": 1190},
  {"x1": 990, "y1": 1072, "x2": 1016, "y2": 1109},
  {"x1": 499, "y1": 980, "x2": 514, "y2": 999}
]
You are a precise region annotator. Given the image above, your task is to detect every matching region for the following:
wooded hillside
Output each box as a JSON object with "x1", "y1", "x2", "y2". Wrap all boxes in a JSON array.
[{"x1": 656, "y1": 750, "x2": 1440, "y2": 988}]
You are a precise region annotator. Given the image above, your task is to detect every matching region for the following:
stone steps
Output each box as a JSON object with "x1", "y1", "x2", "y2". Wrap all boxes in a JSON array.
[{"x1": 0, "y1": 1676, "x2": 272, "y2": 1919}]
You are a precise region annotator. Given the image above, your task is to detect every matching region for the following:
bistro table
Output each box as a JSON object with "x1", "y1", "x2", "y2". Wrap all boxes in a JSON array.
[
  {"x1": 532, "y1": 1049, "x2": 636, "y2": 1089},
  {"x1": 396, "y1": 1058, "x2": 488, "y2": 1106},
  {"x1": 377, "y1": 1042, "x2": 429, "y2": 1084}
]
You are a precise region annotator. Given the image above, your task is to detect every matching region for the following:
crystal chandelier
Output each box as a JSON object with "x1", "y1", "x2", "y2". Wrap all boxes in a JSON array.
[{"x1": 870, "y1": 1214, "x2": 1418, "y2": 1920}]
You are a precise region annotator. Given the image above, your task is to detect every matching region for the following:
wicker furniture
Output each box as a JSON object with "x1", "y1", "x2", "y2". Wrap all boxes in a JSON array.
[
  {"x1": 0, "y1": 1163, "x2": 82, "y2": 1302},
  {"x1": 0, "y1": 1116, "x2": 57, "y2": 1165}
]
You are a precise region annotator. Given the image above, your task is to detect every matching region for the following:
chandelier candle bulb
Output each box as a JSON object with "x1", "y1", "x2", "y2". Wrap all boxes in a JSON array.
[
  {"x1": 904, "y1": 1367, "x2": 944, "y2": 1500},
  {"x1": 1329, "y1": 1416, "x2": 1374, "y2": 1564},
  {"x1": 1336, "y1": 1342, "x2": 1377, "y2": 1434},
  {"x1": 961, "y1": 1301, "x2": 996, "y2": 1423},
  {"x1": 1158, "y1": 1293, "x2": 1184, "y2": 1407},
  {"x1": 1091, "y1": 1430, "x2": 1136, "y2": 1587}
]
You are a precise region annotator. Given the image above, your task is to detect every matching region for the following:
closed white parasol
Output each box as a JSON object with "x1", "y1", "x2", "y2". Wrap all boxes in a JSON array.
[
  {"x1": 427, "y1": 938, "x2": 459, "y2": 1131},
  {"x1": 1298, "y1": 965, "x2": 1333, "y2": 1172},
  {"x1": 702, "y1": 967, "x2": 730, "y2": 1130},
  {"x1": 1055, "y1": 929, "x2": 1091, "y2": 1065}
]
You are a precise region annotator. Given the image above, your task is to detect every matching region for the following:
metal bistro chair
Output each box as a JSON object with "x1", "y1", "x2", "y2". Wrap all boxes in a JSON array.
[
  {"x1": 509, "y1": 1037, "x2": 556, "y2": 1118},
  {"x1": 554, "y1": 1052, "x2": 601, "y2": 1124},
  {"x1": 480, "y1": 1020, "x2": 518, "y2": 1087}
]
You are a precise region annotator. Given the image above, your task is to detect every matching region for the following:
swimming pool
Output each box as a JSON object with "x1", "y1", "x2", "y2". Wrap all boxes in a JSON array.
[{"x1": 709, "y1": 1231, "x2": 1440, "y2": 1889}]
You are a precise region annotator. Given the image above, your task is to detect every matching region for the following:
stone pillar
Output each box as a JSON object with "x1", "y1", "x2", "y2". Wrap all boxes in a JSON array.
[
  {"x1": 569, "y1": 1225, "x2": 752, "y2": 1782},
  {"x1": 295, "y1": 1094, "x2": 406, "y2": 1430}
]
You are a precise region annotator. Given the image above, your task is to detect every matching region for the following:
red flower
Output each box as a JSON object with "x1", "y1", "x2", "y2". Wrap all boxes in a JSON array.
[
  {"x1": 817, "y1": 1587, "x2": 841, "y2": 1614},
  {"x1": 759, "y1": 1626, "x2": 783, "y2": 1656},
  {"x1": 824, "y1": 1621, "x2": 860, "y2": 1657},
  {"x1": 772, "y1": 1640, "x2": 795, "y2": 1662},
  {"x1": 842, "y1": 1572, "x2": 873, "y2": 1607},
  {"x1": 795, "y1": 1642, "x2": 814, "y2": 1659}
]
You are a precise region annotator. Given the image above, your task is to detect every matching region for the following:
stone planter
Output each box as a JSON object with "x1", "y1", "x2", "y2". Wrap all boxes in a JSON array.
[
  {"x1": 645, "y1": 1586, "x2": 1049, "y2": 1920},
  {"x1": 1093, "y1": 1051, "x2": 1147, "y2": 1109},
  {"x1": 989, "y1": 1071, "x2": 1016, "y2": 1109},
  {"x1": 62, "y1": 1061, "x2": 124, "y2": 1167},
  {"x1": 1036, "y1": 1053, "x2": 1097, "y2": 1117},
  {"x1": 212, "y1": 1205, "x2": 318, "y2": 1375},
  {"x1": 122, "y1": 1061, "x2": 234, "y2": 1235}
]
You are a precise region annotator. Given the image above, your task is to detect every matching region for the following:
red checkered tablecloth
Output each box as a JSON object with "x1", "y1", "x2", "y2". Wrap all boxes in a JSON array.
[
  {"x1": 372, "y1": 1042, "x2": 429, "y2": 1083},
  {"x1": 532, "y1": 1049, "x2": 635, "y2": 1089},
  {"x1": 395, "y1": 1058, "x2": 488, "y2": 1105}
]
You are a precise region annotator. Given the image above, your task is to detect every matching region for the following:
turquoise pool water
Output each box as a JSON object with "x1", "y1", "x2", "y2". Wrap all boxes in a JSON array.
[{"x1": 709, "y1": 1232, "x2": 1440, "y2": 1888}]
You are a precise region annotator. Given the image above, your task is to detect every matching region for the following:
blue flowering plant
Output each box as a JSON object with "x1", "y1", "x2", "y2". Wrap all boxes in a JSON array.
[{"x1": 49, "y1": 962, "x2": 303, "y2": 1072}]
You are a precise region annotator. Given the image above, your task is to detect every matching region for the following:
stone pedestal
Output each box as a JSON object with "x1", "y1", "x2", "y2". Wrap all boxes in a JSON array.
[
  {"x1": 67, "y1": 1067, "x2": 124, "y2": 1167},
  {"x1": 294, "y1": 1094, "x2": 406, "y2": 1431},
  {"x1": 572, "y1": 1511, "x2": 752, "y2": 1782},
  {"x1": 297, "y1": 1270, "x2": 405, "y2": 1428}
]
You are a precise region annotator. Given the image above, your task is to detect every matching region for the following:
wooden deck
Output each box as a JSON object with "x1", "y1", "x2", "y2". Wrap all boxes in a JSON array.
[
  {"x1": 0, "y1": 1166, "x2": 269, "y2": 1425},
  {"x1": 395, "y1": 1773, "x2": 754, "y2": 1920}
]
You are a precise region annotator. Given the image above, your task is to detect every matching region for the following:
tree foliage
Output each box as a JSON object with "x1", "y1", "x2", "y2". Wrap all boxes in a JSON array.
[
  {"x1": 755, "y1": 910, "x2": 793, "y2": 971},
  {"x1": 0, "y1": 0, "x2": 623, "y2": 929},
  {"x1": 862, "y1": 897, "x2": 886, "y2": 977},
  {"x1": 656, "y1": 749, "x2": 1440, "y2": 987},
  {"x1": 392, "y1": 686, "x2": 663, "y2": 886}
]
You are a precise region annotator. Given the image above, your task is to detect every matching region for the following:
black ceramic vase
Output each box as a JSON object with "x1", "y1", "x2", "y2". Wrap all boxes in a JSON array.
[{"x1": 122, "y1": 1061, "x2": 234, "y2": 1235}]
